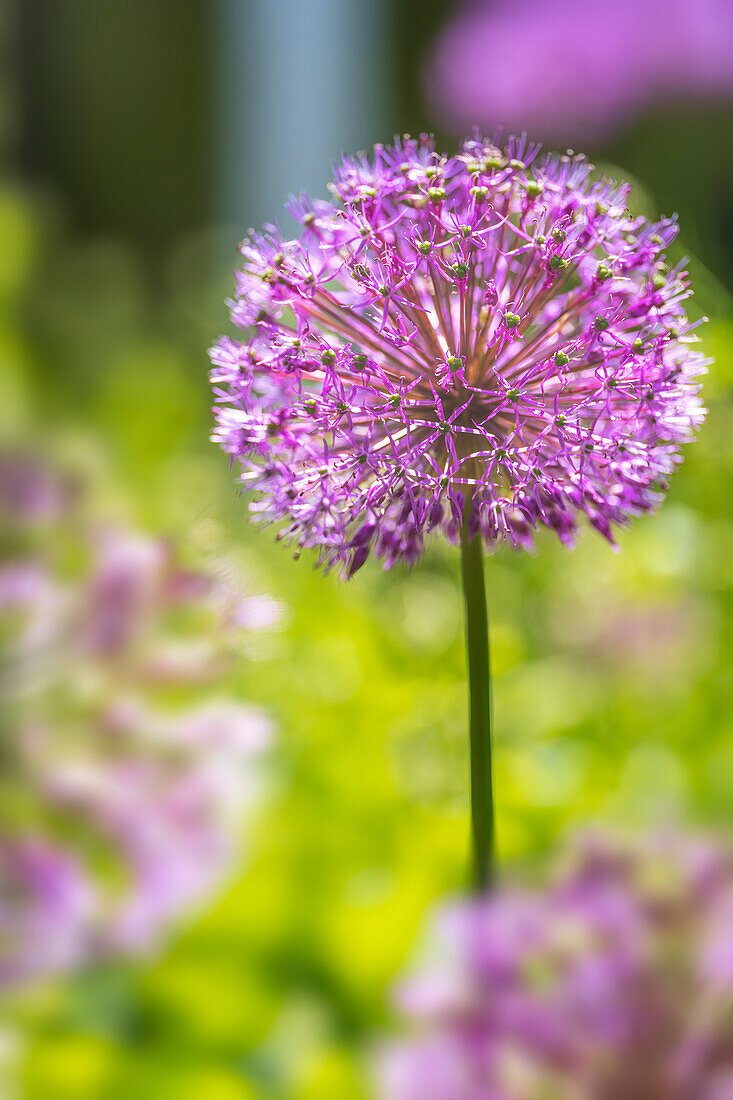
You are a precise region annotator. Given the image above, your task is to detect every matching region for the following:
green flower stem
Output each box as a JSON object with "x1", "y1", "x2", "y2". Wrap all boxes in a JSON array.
[{"x1": 459, "y1": 518, "x2": 495, "y2": 891}]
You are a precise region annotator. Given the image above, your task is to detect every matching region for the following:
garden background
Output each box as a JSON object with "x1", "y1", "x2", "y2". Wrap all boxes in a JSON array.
[{"x1": 2, "y1": 2, "x2": 732, "y2": 1097}]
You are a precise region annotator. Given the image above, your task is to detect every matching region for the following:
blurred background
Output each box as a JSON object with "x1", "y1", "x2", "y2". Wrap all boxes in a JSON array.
[{"x1": 1, "y1": 1, "x2": 732, "y2": 1096}]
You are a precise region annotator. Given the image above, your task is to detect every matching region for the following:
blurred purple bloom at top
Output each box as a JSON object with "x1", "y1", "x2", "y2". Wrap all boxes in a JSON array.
[
  {"x1": 426, "y1": 0, "x2": 733, "y2": 144},
  {"x1": 380, "y1": 832, "x2": 733, "y2": 1099},
  {"x1": 0, "y1": 453, "x2": 278, "y2": 988}
]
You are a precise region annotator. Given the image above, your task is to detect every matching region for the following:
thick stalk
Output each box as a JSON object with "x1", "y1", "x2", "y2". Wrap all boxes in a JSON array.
[{"x1": 459, "y1": 517, "x2": 495, "y2": 891}]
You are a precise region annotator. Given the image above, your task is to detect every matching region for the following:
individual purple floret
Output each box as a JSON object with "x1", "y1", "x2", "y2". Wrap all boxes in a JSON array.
[
  {"x1": 0, "y1": 455, "x2": 276, "y2": 988},
  {"x1": 425, "y1": 0, "x2": 733, "y2": 144},
  {"x1": 210, "y1": 134, "x2": 706, "y2": 575},
  {"x1": 380, "y1": 832, "x2": 733, "y2": 1100}
]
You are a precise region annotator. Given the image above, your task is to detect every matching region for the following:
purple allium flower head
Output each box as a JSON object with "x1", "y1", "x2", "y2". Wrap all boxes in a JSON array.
[
  {"x1": 379, "y1": 832, "x2": 733, "y2": 1100},
  {"x1": 426, "y1": 0, "x2": 733, "y2": 145},
  {"x1": 0, "y1": 455, "x2": 276, "y2": 988},
  {"x1": 210, "y1": 135, "x2": 706, "y2": 574}
]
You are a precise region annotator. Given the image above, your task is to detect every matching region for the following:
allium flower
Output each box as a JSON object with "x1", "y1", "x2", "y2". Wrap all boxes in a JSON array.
[
  {"x1": 380, "y1": 832, "x2": 733, "y2": 1100},
  {"x1": 211, "y1": 134, "x2": 706, "y2": 575},
  {"x1": 426, "y1": 0, "x2": 733, "y2": 145},
  {"x1": 0, "y1": 455, "x2": 276, "y2": 987}
]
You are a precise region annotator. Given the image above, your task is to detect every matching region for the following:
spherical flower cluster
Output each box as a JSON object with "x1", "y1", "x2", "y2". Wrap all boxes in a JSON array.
[
  {"x1": 0, "y1": 454, "x2": 276, "y2": 988},
  {"x1": 211, "y1": 134, "x2": 706, "y2": 575},
  {"x1": 426, "y1": 0, "x2": 733, "y2": 144},
  {"x1": 380, "y1": 832, "x2": 733, "y2": 1100}
]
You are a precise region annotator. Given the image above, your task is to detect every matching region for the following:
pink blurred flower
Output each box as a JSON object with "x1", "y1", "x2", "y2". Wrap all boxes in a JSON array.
[
  {"x1": 0, "y1": 452, "x2": 73, "y2": 522},
  {"x1": 0, "y1": 839, "x2": 95, "y2": 987},
  {"x1": 82, "y1": 529, "x2": 168, "y2": 655},
  {"x1": 426, "y1": 0, "x2": 733, "y2": 144},
  {"x1": 0, "y1": 455, "x2": 276, "y2": 988},
  {"x1": 380, "y1": 832, "x2": 733, "y2": 1099}
]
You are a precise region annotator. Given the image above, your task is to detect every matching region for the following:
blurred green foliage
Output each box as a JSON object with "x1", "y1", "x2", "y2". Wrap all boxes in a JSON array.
[{"x1": 0, "y1": 158, "x2": 731, "y2": 1099}]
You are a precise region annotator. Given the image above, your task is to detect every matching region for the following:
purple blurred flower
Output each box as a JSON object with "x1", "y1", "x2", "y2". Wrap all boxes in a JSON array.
[
  {"x1": 0, "y1": 839, "x2": 94, "y2": 987},
  {"x1": 45, "y1": 758, "x2": 235, "y2": 954},
  {"x1": 426, "y1": 0, "x2": 733, "y2": 145},
  {"x1": 380, "y1": 832, "x2": 733, "y2": 1099},
  {"x1": 211, "y1": 135, "x2": 705, "y2": 575},
  {"x1": 82, "y1": 528, "x2": 169, "y2": 656},
  {"x1": 0, "y1": 451, "x2": 73, "y2": 522},
  {"x1": 0, "y1": 456, "x2": 275, "y2": 988}
]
